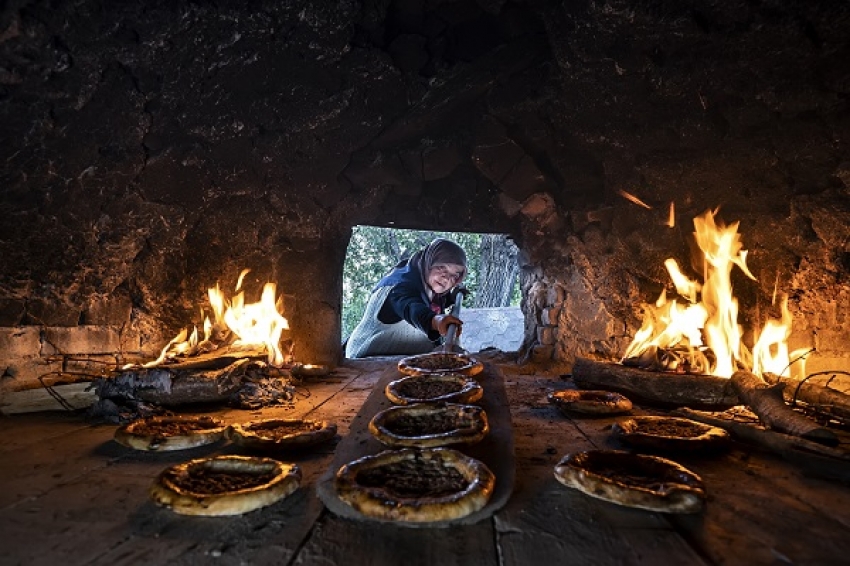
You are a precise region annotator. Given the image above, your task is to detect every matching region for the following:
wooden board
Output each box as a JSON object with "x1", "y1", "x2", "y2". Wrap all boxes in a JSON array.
[
  {"x1": 295, "y1": 512, "x2": 499, "y2": 566},
  {"x1": 0, "y1": 366, "x2": 375, "y2": 565},
  {"x1": 0, "y1": 382, "x2": 97, "y2": 414},
  {"x1": 541, "y1": 380, "x2": 850, "y2": 565},
  {"x1": 316, "y1": 363, "x2": 516, "y2": 528},
  {"x1": 495, "y1": 377, "x2": 708, "y2": 565},
  {"x1": 4, "y1": 361, "x2": 850, "y2": 565}
]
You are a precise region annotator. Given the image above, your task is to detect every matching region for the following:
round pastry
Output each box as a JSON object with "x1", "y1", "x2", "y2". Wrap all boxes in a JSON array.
[
  {"x1": 114, "y1": 415, "x2": 227, "y2": 451},
  {"x1": 335, "y1": 447, "x2": 495, "y2": 523},
  {"x1": 397, "y1": 353, "x2": 484, "y2": 377},
  {"x1": 548, "y1": 390, "x2": 633, "y2": 416},
  {"x1": 290, "y1": 364, "x2": 330, "y2": 378},
  {"x1": 369, "y1": 402, "x2": 489, "y2": 448},
  {"x1": 226, "y1": 418, "x2": 337, "y2": 450},
  {"x1": 612, "y1": 416, "x2": 729, "y2": 452},
  {"x1": 386, "y1": 374, "x2": 483, "y2": 405},
  {"x1": 554, "y1": 449, "x2": 705, "y2": 514},
  {"x1": 150, "y1": 455, "x2": 301, "y2": 516}
]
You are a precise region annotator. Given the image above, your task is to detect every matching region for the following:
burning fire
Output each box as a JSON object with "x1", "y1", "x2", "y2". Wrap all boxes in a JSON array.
[
  {"x1": 622, "y1": 209, "x2": 796, "y2": 379},
  {"x1": 138, "y1": 269, "x2": 289, "y2": 368}
]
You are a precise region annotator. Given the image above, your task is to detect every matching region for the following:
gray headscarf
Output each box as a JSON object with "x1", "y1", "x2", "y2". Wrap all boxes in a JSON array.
[{"x1": 416, "y1": 238, "x2": 467, "y2": 296}]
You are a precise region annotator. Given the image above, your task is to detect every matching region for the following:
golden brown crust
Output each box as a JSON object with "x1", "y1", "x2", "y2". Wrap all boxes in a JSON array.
[
  {"x1": 368, "y1": 402, "x2": 489, "y2": 448},
  {"x1": 149, "y1": 455, "x2": 301, "y2": 516},
  {"x1": 226, "y1": 418, "x2": 338, "y2": 450},
  {"x1": 397, "y1": 353, "x2": 484, "y2": 377},
  {"x1": 385, "y1": 374, "x2": 483, "y2": 405},
  {"x1": 554, "y1": 450, "x2": 705, "y2": 514},
  {"x1": 612, "y1": 416, "x2": 729, "y2": 452},
  {"x1": 334, "y1": 448, "x2": 495, "y2": 523},
  {"x1": 548, "y1": 389, "x2": 633, "y2": 416},
  {"x1": 114, "y1": 415, "x2": 227, "y2": 451}
]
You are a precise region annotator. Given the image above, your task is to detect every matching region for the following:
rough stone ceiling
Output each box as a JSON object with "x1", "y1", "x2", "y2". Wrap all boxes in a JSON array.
[{"x1": 0, "y1": 0, "x2": 848, "y2": 366}]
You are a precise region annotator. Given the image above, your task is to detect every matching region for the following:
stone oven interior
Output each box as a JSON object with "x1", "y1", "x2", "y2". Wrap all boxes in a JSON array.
[
  {"x1": 2, "y1": 0, "x2": 850, "y2": 381},
  {"x1": 2, "y1": 1, "x2": 850, "y2": 564}
]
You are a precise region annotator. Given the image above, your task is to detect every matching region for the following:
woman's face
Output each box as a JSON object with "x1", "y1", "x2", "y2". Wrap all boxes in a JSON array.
[{"x1": 427, "y1": 263, "x2": 464, "y2": 294}]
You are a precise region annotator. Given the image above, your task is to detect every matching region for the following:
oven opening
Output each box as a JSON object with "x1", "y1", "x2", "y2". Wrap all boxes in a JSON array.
[{"x1": 342, "y1": 226, "x2": 522, "y2": 357}]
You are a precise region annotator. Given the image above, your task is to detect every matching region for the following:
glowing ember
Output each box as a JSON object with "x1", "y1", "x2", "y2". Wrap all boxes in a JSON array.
[
  {"x1": 618, "y1": 189, "x2": 652, "y2": 209},
  {"x1": 623, "y1": 209, "x2": 795, "y2": 378},
  {"x1": 666, "y1": 202, "x2": 675, "y2": 228},
  {"x1": 138, "y1": 269, "x2": 289, "y2": 368}
]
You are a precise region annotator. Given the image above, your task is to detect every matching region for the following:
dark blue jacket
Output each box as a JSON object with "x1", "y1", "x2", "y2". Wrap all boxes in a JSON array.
[{"x1": 375, "y1": 259, "x2": 448, "y2": 342}]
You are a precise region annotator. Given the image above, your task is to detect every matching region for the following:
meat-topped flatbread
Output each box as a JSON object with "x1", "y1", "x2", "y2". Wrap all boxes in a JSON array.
[
  {"x1": 554, "y1": 449, "x2": 705, "y2": 514},
  {"x1": 548, "y1": 389, "x2": 633, "y2": 416},
  {"x1": 227, "y1": 418, "x2": 338, "y2": 451},
  {"x1": 335, "y1": 447, "x2": 495, "y2": 523},
  {"x1": 398, "y1": 352, "x2": 484, "y2": 377},
  {"x1": 114, "y1": 415, "x2": 227, "y2": 451},
  {"x1": 386, "y1": 374, "x2": 483, "y2": 405},
  {"x1": 150, "y1": 455, "x2": 301, "y2": 516},
  {"x1": 612, "y1": 416, "x2": 729, "y2": 452},
  {"x1": 369, "y1": 402, "x2": 489, "y2": 448}
]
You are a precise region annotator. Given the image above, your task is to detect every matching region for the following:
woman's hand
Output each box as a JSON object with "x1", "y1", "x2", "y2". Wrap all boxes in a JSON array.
[{"x1": 432, "y1": 314, "x2": 463, "y2": 336}]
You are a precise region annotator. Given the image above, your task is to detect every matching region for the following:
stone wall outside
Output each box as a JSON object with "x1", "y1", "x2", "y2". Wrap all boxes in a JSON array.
[{"x1": 459, "y1": 307, "x2": 524, "y2": 354}]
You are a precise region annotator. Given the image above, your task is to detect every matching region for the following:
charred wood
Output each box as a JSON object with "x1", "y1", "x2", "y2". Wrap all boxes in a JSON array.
[
  {"x1": 674, "y1": 407, "x2": 850, "y2": 483},
  {"x1": 92, "y1": 359, "x2": 250, "y2": 406},
  {"x1": 766, "y1": 375, "x2": 850, "y2": 423},
  {"x1": 730, "y1": 370, "x2": 838, "y2": 446},
  {"x1": 571, "y1": 357, "x2": 739, "y2": 408}
]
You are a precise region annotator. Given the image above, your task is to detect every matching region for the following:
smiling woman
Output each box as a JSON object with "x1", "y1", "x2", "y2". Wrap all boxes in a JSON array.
[
  {"x1": 431, "y1": 265, "x2": 465, "y2": 288},
  {"x1": 344, "y1": 237, "x2": 469, "y2": 358}
]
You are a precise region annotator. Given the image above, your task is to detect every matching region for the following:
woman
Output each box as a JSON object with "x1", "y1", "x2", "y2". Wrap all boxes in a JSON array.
[{"x1": 345, "y1": 238, "x2": 467, "y2": 358}]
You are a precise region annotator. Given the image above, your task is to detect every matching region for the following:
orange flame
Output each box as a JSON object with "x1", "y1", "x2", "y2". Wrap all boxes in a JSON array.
[
  {"x1": 623, "y1": 209, "x2": 794, "y2": 378},
  {"x1": 139, "y1": 269, "x2": 289, "y2": 368},
  {"x1": 752, "y1": 295, "x2": 793, "y2": 376}
]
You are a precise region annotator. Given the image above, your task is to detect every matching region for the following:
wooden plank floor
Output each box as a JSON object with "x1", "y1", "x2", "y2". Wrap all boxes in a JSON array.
[{"x1": 2, "y1": 357, "x2": 849, "y2": 566}]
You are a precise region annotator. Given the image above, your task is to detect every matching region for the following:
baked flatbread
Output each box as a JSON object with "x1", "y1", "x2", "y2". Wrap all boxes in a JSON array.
[
  {"x1": 548, "y1": 389, "x2": 633, "y2": 416},
  {"x1": 386, "y1": 374, "x2": 483, "y2": 405},
  {"x1": 554, "y1": 449, "x2": 705, "y2": 514},
  {"x1": 398, "y1": 353, "x2": 484, "y2": 377},
  {"x1": 612, "y1": 416, "x2": 729, "y2": 452},
  {"x1": 369, "y1": 402, "x2": 489, "y2": 448},
  {"x1": 227, "y1": 418, "x2": 337, "y2": 450},
  {"x1": 150, "y1": 455, "x2": 301, "y2": 516},
  {"x1": 335, "y1": 448, "x2": 495, "y2": 523},
  {"x1": 114, "y1": 415, "x2": 226, "y2": 451}
]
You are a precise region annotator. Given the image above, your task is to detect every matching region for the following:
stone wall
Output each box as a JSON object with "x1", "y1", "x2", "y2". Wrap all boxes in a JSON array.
[
  {"x1": 1, "y1": 1, "x2": 849, "y2": 392},
  {"x1": 460, "y1": 307, "x2": 524, "y2": 354}
]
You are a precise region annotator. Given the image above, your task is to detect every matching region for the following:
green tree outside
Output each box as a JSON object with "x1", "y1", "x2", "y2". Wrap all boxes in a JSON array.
[{"x1": 342, "y1": 227, "x2": 519, "y2": 341}]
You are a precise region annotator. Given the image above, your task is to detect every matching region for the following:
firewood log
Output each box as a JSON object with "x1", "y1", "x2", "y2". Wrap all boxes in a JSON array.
[
  {"x1": 674, "y1": 407, "x2": 850, "y2": 483},
  {"x1": 771, "y1": 376, "x2": 850, "y2": 422},
  {"x1": 730, "y1": 370, "x2": 838, "y2": 446},
  {"x1": 571, "y1": 357, "x2": 739, "y2": 408},
  {"x1": 93, "y1": 359, "x2": 251, "y2": 406}
]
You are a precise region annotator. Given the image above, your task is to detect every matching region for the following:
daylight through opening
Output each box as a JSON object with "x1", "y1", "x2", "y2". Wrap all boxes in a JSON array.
[{"x1": 342, "y1": 226, "x2": 523, "y2": 357}]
